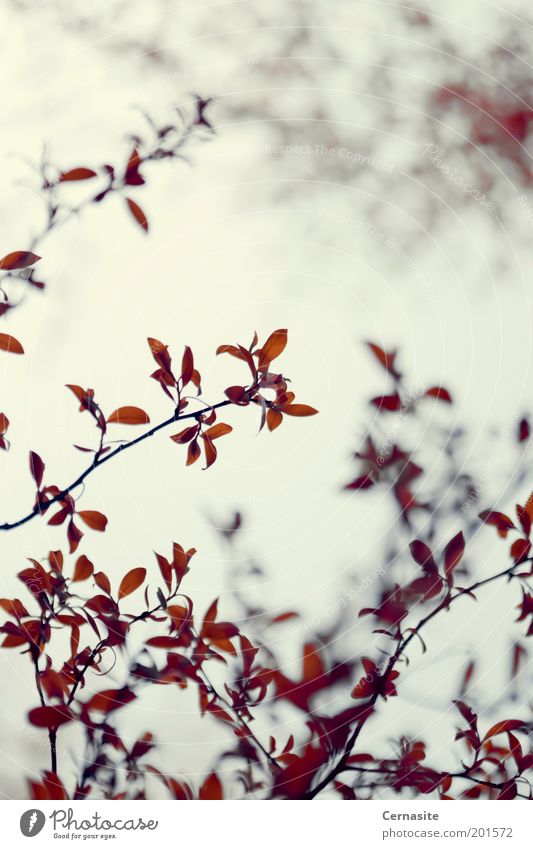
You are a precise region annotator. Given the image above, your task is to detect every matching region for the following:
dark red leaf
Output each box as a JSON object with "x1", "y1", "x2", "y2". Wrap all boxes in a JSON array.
[
  {"x1": 29, "y1": 451, "x2": 45, "y2": 488},
  {"x1": 0, "y1": 251, "x2": 41, "y2": 270},
  {"x1": 28, "y1": 705, "x2": 73, "y2": 728}
]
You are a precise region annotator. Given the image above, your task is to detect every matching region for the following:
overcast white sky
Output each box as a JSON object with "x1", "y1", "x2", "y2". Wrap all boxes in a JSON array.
[{"x1": 1, "y1": 0, "x2": 533, "y2": 798}]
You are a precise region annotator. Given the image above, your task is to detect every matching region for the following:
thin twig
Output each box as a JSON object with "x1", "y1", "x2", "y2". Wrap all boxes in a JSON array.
[
  {"x1": 0, "y1": 400, "x2": 231, "y2": 531},
  {"x1": 306, "y1": 561, "x2": 520, "y2": 799},
  {"x1": 343, "y1": 765, "x2": 529, "y2": 798}
]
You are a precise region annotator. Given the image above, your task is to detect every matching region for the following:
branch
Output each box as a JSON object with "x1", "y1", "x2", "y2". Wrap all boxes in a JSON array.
[
  {"x1": 306, "y1": 560, "x2": 521, "y2": 799},
  {"x1": 343, "y1": 765, "x2": 530, "y2": 799},
  {"x1": 0, "y1": 400, "x2": 231, "y2": 532},
  {"x1": 192, "y1": 632, "x2": 281, "y2": 775}
]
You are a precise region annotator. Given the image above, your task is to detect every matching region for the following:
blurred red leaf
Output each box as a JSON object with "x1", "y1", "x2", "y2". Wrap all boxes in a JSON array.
[
  {"x1": 199, "y1": 772, "x2": 223, "y2": 800},
  {"x1": 425, "y1": 386, "x2": 453, "y2": 403},
  {"x1": 125, "y1": 197, "x2": 149, "y2": 233},
  {"x1": 366, "y1": 342, "x2": 401, "y2": 379},
  {"x1": 0, "y1": 251, "x2": 41, "y2": 270},
  {"x1": 59, "y1": 168, "x2": 97, "y2": 182},
  {"x1": 87, "y1": 687, "x2": 136, "y2": 713},
  {"x1": 479, "y1": 510, "x2": 515, "y2": 538},
  {"x1": 409, "y1": 540, "x2": 438, "y2": 573},
  {"x1": 370, "y1": 393, "x2": 402, "y2": 412},
  {"x1": 124, "y1": 148, "x2": 145, "y2": 186}
]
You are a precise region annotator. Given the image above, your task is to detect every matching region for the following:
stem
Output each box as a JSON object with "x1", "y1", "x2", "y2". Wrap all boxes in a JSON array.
[
  {"x1": 67, "y1": 640, "x2": 107, "y2": 706},
  {"x1": 306, "y1": 561, "x2": 520, "y2": 799},
  {"x1": 0, "y1": 399, "x2": 231, "y2": 531},
  {"x1": 49, "y1": 729, "x2": 57, "y2": 774},
  {"x1": 198, "y1": 663, "x2": 280, "y2": 773}
]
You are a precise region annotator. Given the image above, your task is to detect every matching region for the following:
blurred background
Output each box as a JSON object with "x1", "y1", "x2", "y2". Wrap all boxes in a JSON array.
[{"x1": 1, "y1": 0, "x2": 533, "y2": 798}]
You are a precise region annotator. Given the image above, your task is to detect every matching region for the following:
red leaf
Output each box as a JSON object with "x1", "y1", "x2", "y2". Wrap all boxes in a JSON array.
[
  {"x1": 125, "y1": 197, "x2": 149, "y2": 233},
  {"x1": 124, "y1": 148, "x2": 145, "y2": 186},
  {"x1": 65, "y1": 384, "x2": 87, "y2": 404},
  {"x1": 72, "y1": 555, "x2": 94, "y2": 582},
  {"x1": 67, "y1": 520, "x2": 83, "y2": 553},
  {"x1": 0, "y1": 413, "x2": 9, "y2": 436},
  {"x1": 181, "y1": 346, "x2": 194, "y2": 386},
  {"x1": 410, "y1": 540, "x2": 438, "y2": 573},
  {"x1": 85, "y1": 594, "x2": 116, "y2": 616},
  {"x1": 124, "y1": 147, "x2": 145, "y2": 186},
  {"x1": 186, "y1": 439, "x2": 201, "y2": 466},
  {"x1": 370, "y1": 393, "x2": 402, "y2": 412},
  {"x1": 516, "y1": 504, "x2": 531, "y2": 536},
  {"x1": 258, "y1": 329, "x2": 287, "y2": 369},
  {"x1": 524, "y1": 491, "x2": 533, "y2": 524},
  {"x1": 518, "y1": 417, "x2": 530, "y2": 442},
  {"x1": 78, "y1": 510, "x2": 108, "y2": 531},
  {"x1": 0, "y1": 251, "x2": 41, "y2": 270},
  {"x1": 202, "y1": 435, "x2": 217, "y2": 469},
  {"x1": 267, "y1": 408, "x2": 283, "y2": 431},
  {"x1": 483, "y1": 719, "x2": 527, "y2": 740},
  {"x1": 199, "y1": 772, "x2": 223, "y2": 800},
  {"x1": 28, "y1": 705, "x2": 73, "y2": 728},
  {"x1": 0, "y1": 597, "x2": 29, "y2": 618},
  {"x1": 0, "y1": 333, "x2": 24, "y2": 354},
  {"x1": 204, "y1": 423, "x2": 232, "y2": 440},
  {"x1": 171, "y1": 425, "x2": 198, "y2": 444},
  {"x1": 407, "y1": 573, "x2": 444, "y2": 600},
  {"x1": 118, "y1": 567, "x2": 146, "y2": 600},
  {"x1": 29, "y1": 451, "x2": 45, "y2": 488},
  {"x1": 281, "y1": 404, "x2": 318, "y2": 417},
  {"x1": 225, "y1": 385, "x2": 248, "y2": 404},
  {"x1": 94, "y1": 572, "x2": 111, "y2": 595},
  {"x1": 87, "y1": 687, "x2": 136, "y2": 713},
  {"x1": 59, "y1": 167, "x2": 97, "y2": 182},
  {"x1": 425, "y1": 386, "x2": 453, "y2": 403},
  {"x1": 345, "y1": 473, "x2": 375, "y2": 491},
  {"x1": 511, "y1": 538, "x2": 531, "y2": 564},
  {"x1": 443, "y1": 531, "x2": 465, "y2": 577},
  {"x1": 107, "y1": 406, "x2": 150, "y2": 425},
  {"x1": 366, "y1": 342, "x2": 401, "y2": 379},
  {"x1": 145, "y1": 636, "x2": 183, "y2": 649},
  {"x1": 497, "y1": 782, "x2": 517, "y2": 800},
  {"x1": 478, "y1": 510, "x2": 515, "y2": 538}
]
